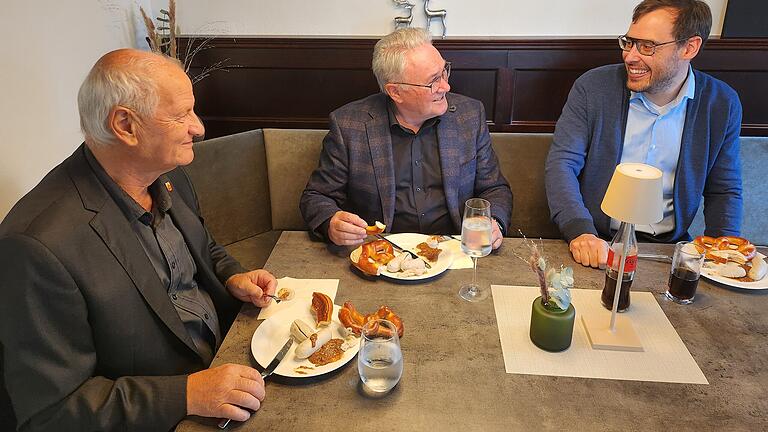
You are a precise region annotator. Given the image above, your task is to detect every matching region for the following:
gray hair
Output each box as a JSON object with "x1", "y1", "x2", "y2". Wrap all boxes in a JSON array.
[
  {"x1": 372, "y1": 28, "x2": 433, "y2": 92},
  {"x1": 77, "y1": 52, "x2": 181, "y2": 146}
]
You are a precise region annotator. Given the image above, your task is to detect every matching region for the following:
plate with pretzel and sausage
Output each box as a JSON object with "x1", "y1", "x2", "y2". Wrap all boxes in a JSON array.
[
  {"x1": 693, "y1": 235, "x2": 768, "y2": 290},
  {"x1": 251, "y1": 297, "x2": 360, "y2": 378},
  {"x1": 349, "y1": 233, "x2": 454, "y2": 281}
]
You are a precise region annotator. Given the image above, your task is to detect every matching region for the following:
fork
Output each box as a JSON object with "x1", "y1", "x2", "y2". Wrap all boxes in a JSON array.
[
  {"x1": 265, "y1": 294, "x2": 282, "y2": 304},
  {"x1": 374, "y1": 234, "x2": 432, "y2": 269}
]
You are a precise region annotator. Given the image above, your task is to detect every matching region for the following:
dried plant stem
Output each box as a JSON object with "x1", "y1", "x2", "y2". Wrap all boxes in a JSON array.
[
  {"x1": 140, "y1": 6, "x2": 160, "y2": 52},
  {"x1": 511, "y1": 230, "x2": 549, "y2": 304},
  {"x1": 168, "y1": 0, "x2": 177, "y2": 59},
  {"x1": 139, "y1": 4, "x2": 237, "y2": 84}
]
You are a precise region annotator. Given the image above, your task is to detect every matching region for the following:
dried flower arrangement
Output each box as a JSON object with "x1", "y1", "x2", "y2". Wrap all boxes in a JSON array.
[
  {"x1": 140, "y1": 0, "x2": 235, "y2": 84},
  {"x1": 140, "y1": 1, "x2": 177, "y2": 59},
  {"x1": 514, "y1": 232, "x2": 573, "y2": 311}
]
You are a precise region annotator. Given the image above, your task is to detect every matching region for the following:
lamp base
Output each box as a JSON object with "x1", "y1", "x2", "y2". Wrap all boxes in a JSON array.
[{"x1": 581, "y1": 314, "x2": 644, "y2": 352}]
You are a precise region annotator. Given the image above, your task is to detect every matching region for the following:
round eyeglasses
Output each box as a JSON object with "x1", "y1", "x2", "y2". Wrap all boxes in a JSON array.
[
  {"x1": 618, "y1": 35, "x2": 691, "y2": 56},
  {"x1": 391, "y1": 62, "x2": 451, "y2": 94}
]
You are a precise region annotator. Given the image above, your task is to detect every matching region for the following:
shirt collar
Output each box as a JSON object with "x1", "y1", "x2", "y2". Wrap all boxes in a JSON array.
[
  {"x1": 84, "y1": 146, "x2": 173, "y2": 225},
  {"x1": 630, "y1": 65, "x2": 695, "y2": 113}
]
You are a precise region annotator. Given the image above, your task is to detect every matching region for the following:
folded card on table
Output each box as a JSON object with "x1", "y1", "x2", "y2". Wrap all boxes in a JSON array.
[{"x1": 257, "y1": 277, "x2": 339, "y2": 320}]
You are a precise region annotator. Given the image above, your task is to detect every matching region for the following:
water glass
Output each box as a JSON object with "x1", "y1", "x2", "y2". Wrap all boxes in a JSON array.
[
  {"x1": 665, "y1": 241, "x2": 705, "y2": 304},
  {"x1": 358, "y1": 319, "x2": 403, "y2": 393},
  {"x1": 459, "y1": 198, "x2": 493, "y2": 302}
]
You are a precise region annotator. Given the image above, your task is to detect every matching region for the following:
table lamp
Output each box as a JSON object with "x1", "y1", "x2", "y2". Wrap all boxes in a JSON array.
[{"x1": 582, "y1": 163, "x2": 663, "y2": 351}]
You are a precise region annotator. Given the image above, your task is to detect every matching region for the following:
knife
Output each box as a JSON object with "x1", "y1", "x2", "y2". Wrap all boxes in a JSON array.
[
  {"x1": 637, "y1": 253, "x2": 672, "y2": 263},
  {"x1": 375, "y1": 234, "x2": 432, "y2": 269},
  {"x1": 218, "y1": 338, "x2": 293, "y2": 429}
]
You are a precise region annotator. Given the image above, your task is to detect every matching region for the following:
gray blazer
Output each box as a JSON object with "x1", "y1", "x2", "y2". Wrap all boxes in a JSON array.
[
  {"x1": 300, "y1": 92, "x2": 513, "y2": 238},
  {"x1": 0, "y1": 146, "x2": 244, "y2": 431}
]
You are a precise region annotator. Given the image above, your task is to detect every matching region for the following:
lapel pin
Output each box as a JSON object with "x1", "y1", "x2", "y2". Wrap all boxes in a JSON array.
[
  {"x1": 165, "y1": 181, "x2": 173, "y2": 192},
  {"x1": 448, "y1": 105, "x2": 456, "y2": 112}
]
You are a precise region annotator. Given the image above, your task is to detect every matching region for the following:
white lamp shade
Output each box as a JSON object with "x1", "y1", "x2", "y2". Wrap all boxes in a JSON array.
[{"x1": 601, "y1": 163, "x2": 664, "y2": 225}]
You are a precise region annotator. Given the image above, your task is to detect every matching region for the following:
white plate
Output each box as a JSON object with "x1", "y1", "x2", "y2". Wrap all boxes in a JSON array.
[
  {"x1": 350, "y1": 233, "x2": 454, "y2": 281},
  {"x1": 701, "y1": 269, "x2": 768, "y2": 290},
  {"x1": 251, "y1": 302, "x2": 359, "y2": 378}
]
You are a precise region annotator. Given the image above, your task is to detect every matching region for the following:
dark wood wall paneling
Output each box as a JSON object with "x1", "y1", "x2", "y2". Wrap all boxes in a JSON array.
[{"x1": 180, "y1": 37, "x2": 768, "y2": 139}]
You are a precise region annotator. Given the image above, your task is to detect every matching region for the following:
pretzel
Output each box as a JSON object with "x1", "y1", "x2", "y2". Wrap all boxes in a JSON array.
[
  {"x1": 693, "y1": 235, "x2": 756, "y2": 261},
  {"x1": 365, "y1": 221, "x2": 386, "y2": 235},
  {"x1": 354, "y1": 240, "x2": 396, "y2": 276},
  {"x1": 338, "y1": 301, "x2": 404, "y2": 338},
  {"x1": 716, "y1": 236, "x2": 756, "y2": 260}
]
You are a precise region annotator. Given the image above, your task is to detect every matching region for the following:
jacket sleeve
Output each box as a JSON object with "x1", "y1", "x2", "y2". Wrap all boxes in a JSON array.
[
  {"x1": 702, "y1": 93, "x2": 743, "y2": 237},
  {"x1": 545, "y1": 78, "x2": 600, "y2": 242},
  {"x1": 299, "y1": 112, "x2": 350, "y2": 240},
  {"x1": 472, "y1": 102, "x2": 513, "y2": 234},
  {"x1": 0, "y1": 234, "x2": 188, "y2": 432}
]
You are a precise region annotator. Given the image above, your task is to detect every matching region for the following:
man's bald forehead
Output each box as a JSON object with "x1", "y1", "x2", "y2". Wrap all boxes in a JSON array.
[{"x1": 94, "y1": 48, "x2": 182, "y2": 76}]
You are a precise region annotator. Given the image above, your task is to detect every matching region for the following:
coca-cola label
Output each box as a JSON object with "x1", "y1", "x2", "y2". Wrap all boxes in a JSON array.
[{"x1": 607, "y1": 249, "x2": 637, "y2": 272}]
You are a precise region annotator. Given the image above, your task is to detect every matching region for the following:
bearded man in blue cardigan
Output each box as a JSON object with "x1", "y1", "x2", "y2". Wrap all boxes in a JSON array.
[{"x1": 545, "y1": 0, "x2": 743, "y2": 268}]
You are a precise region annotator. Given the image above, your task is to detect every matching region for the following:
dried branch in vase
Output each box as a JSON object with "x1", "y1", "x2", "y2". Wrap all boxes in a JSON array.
[{"x1": 139, "y1": 0, "x2": 237, "y2": 83}]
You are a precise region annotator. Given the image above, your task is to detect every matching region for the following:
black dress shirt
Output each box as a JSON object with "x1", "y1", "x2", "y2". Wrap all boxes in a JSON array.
[{"x1": 387, "y1": 101, "x2": 454, "y2": 234}]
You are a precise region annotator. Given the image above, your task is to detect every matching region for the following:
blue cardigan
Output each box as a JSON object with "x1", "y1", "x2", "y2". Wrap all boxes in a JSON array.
[{"x1": 545, "y1": 64, "x2": 742, "y2": 243}]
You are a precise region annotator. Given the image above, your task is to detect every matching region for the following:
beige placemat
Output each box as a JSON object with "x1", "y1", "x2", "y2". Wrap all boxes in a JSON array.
[
  {"x1": 257, "y1": 277, "x2": 338, "y2": 320},
  {"x1": 491, "y1": 285, "x2": 708, "y2": 384}
]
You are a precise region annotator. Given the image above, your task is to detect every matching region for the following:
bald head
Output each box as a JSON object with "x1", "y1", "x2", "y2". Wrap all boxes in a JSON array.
[{"x1": 78, "y1": 49, "x2": 186, "y2": 147}]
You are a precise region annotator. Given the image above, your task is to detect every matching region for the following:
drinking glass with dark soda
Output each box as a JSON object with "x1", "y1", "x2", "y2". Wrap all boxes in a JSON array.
[{"x1": 665, "y1": 241, "x2": 705, "y2": 304}]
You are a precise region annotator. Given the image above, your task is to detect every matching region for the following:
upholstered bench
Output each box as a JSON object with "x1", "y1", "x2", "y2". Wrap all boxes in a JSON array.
[{"x1": 186, "y1": 129, "x2": 768, "y2": 269}]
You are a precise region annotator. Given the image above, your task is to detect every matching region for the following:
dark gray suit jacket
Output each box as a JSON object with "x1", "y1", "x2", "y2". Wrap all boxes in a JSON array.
[
  {"x1": 300, "y1": 92, "x2": 513, "y2": 238},
  {"x1": 0, "y1": 146, "x2": 244, "y2": 431}
]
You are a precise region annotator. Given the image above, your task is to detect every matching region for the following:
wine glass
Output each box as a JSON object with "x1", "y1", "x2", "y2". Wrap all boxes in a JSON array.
[
  {"x1": 358, "y1": 319, "x2": 403, "y2": 393},
  {"x1": 458, "y1": 198, "x2": 493, "y2": 302}
]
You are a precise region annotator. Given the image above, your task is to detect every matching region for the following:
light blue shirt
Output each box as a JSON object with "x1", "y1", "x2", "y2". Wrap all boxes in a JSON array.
[{"x1": 611, "y1": 66, "x2": 696, "y2": 236}]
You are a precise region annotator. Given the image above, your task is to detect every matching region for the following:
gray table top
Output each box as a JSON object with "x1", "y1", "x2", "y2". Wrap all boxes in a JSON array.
[{"x1": 177, "y1": 231, "x2": 768, "y2": 431}]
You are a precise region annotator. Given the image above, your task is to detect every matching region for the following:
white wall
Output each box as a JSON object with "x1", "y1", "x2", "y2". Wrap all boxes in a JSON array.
[
  {"x1": 166, "y1": 0, "x2": 727, "y2": 37},
  {"x1": 0, "y1": 0, "x2": 150, "y2": 218},
  {"x1": 1, "y1": 0, "x2": 728, "y2": 218}
]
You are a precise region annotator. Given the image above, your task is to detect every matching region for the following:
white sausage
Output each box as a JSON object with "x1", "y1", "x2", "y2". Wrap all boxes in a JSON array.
[
  {"x1": 294, "y1": 327, "x2": 332, "y2": 359},
  {"x1": 748, "y1": 255, "x2": 767, "y2": 281}
]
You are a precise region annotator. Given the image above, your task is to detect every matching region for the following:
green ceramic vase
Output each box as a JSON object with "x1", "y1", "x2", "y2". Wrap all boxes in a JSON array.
[{"x1": 529, "y1": 296, "x2": 575, "y2": 352}]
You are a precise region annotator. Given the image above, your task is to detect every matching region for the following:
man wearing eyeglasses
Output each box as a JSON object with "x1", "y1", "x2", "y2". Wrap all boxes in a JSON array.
[
  {"x1": 301, "y1": 28, "x2": 512, "y2": 249},
  {"x1": 545, "y1": 0, "x2": 742, "y2": 268}
]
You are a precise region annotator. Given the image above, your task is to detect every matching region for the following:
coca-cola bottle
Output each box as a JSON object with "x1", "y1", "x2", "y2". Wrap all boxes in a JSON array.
[{"x1": 601, "y1": 222, "x2": 637, "y2": 312}]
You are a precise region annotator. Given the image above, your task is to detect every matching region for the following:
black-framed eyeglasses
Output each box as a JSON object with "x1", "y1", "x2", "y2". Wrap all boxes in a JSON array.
[
  {"x1": 391, "y1": 62, "x2": 451, "y2": 93},
  {"x1": 618, "y1": 35, "x2": 691, "y2": 56}
]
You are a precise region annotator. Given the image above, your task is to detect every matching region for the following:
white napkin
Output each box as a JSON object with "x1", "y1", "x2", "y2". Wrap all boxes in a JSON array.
[
  {"x1": 444, "y1": 237, "x2": 474, "y2": 269},
  {"x1": 256, "y1": 277, "x2": 339, "y2": 320}
]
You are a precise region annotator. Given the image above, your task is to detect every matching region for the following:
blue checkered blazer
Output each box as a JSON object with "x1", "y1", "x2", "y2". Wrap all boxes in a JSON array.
[{"x1": 300, "y1": 92, "x2": 513, "y2": 238}]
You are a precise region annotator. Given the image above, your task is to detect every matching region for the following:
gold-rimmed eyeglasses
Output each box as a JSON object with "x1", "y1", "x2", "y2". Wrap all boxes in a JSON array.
[
  {"x1": 391, "y1": 62, "x2": 451, "y2": 94},
  {"x1": 618, "y1": 35, "x2": 691, "y2": 56}
]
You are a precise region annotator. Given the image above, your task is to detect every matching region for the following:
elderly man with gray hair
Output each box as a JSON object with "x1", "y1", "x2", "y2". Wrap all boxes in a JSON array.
[
  {"x1": 301, "y1": 28, "x2": 512, "y2": 249},
  {"x1": 0, "y1": 49, "x2": 277, "y2": 431}
]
